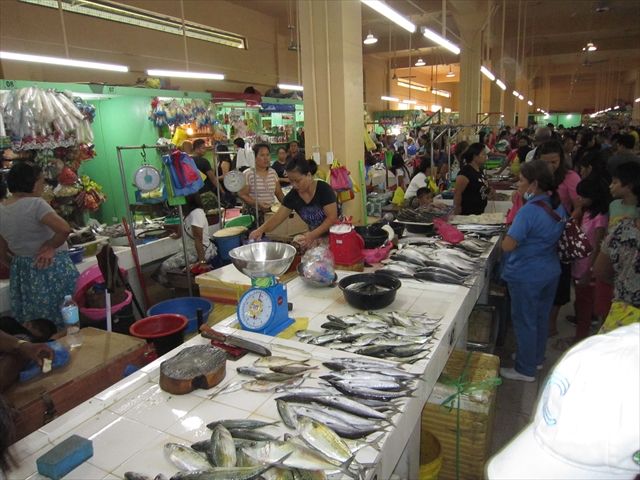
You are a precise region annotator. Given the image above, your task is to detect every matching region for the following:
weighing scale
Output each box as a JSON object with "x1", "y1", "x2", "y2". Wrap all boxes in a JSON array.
[{"x1": 228, "y1": 242, "x2": 297, "y2": 336}]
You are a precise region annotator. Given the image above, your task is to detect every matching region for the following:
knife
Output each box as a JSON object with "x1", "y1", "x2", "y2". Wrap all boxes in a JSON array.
[{"x1": 199, "y1": 324, "x2": 272, "y2": 357}]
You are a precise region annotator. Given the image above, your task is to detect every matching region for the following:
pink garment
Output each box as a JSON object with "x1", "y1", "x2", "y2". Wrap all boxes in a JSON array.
[
  {"x1": 572, "y1": 211, "x2": 608, "y2": 280},
  {"x1": 505, "y1": 192, "x2": 523, "y2": 224},
  {"x1": 557, "y1": 170, "x2": 580, "y2": 214}
]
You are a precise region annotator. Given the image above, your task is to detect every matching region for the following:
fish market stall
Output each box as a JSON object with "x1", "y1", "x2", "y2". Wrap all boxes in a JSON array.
[
  {"x1": 7, "y1": 239, "x2": 501, "y2": 480},
  {"x1": 435, "y1": 190, "x2": 514, "y2": 214}
]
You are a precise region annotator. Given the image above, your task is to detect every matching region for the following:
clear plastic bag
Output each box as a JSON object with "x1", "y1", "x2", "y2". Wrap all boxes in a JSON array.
[{"x1": 300, "y1": 244, "x2": 336, "y2": 286}]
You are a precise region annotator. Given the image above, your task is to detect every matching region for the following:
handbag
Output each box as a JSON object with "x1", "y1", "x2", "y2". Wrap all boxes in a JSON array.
[
  {"x1": 329, "y1": 160, "x2": 353, "y2": 192},
  {"x1": 534, "y1": 201, "x2": 592, "y2": 263}
]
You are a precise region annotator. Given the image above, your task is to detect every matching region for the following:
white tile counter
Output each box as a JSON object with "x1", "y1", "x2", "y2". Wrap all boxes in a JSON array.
[{"x1": 8, "y1": 240, "x2": 500, "y2": 480}]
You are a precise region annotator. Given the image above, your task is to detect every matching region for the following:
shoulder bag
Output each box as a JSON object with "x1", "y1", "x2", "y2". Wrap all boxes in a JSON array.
[{"x1": 534, "y1": 200, "x2": 592, "y2": 263}]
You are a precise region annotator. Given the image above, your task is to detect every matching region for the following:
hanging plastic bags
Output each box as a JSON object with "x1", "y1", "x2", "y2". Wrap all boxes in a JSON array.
[
  {"x1": 162, "y1": 150, "x2": 203, "y2": 197},
  {"x1": 329, "y1": 159, "x2": 353, "y2": 192}
]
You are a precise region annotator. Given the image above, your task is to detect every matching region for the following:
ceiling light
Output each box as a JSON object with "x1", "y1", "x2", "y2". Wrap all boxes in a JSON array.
[
  {"x1": 397, "y1": 80, "x2": 427, "y2": 92},
  {"x1": 613, "y1": 105, "x2": 620, "y2": 110},
  {"x1": 421, "y1": 27, "x2": 460, "y2": 55},
  {"x1": 277, "y1": 83, "x2": 304, "y2": 91},
  {"x1": 444, "y1": 107, "x2": 452, "y2": 113},
  {"x1": 512, "y1": 90, "x2": 520, "y2": 97},
  {"x1": 147, "y1": 69, "x2": 224, "y2": 80},
  {"x1": 536, "y1": 108, "x2": 541, "y2": 112},
  {"x1": 567, "y1": 114, "x2": 572, "y2": 119},
  {"x1": 415, "y1": 58, "x2": 426, "y2": 67},
  {"x1": 518, "y1": 94, "x2": 524, "y2": 100},
  {"x1": 605, "y1": 107, "x2": 612, "y2": 111},
  {"x1": 527, "y1": 100, "x2": 533, "y2": 106},
  {"x1": 431, "y1": 105, "x2": 442, "y2": 112},
  {"x1": 0, "y1": 50, "x2": 129, "y2": 72},
  {"x1": 446, "y1": 66, "x2": 455, "y2": 78},
  {"x1": 495, "y1": 79, "x2": 506, "y2": 90},
  {"x1": 361, "y1": 0, "x2": 416, "y2": 33},
  {"x1": 404, "y1": 99, "x2": 417, "y2": 104},
  {"x1": 582, "y1": 42, "x2": 597, "y2": 52},
  {"x1": 20, "y1": 0, "x2": 246, "y2": 49},
  {"x1": 381, "y1": 96, "x2": 399, "y2": 102},
  {"x1": 363, "y1": 32, "x2": 378, "y2": 45},
  {"x1": 398, "y1": 102, "x2": 409, "y2": 109},
  {"x1": 480, "y1": 66, "x2": 495, "y2": 81},
  {"x1": 635, "y1": 98, "x2": 640, "y2": 103},
  {"x1": 431, "y1": 88, "x2": 451, "y2": 98}
]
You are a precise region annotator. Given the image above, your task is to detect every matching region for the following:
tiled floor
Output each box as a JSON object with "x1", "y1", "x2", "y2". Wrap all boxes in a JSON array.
[{"x1": 489, "y1": 300, "x2": 597, "y2": 456}]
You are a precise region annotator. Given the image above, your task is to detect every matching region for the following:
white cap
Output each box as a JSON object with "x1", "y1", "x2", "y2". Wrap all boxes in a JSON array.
[{"x1": 487, "y1": 323, "x2": 640, "y2": 479}]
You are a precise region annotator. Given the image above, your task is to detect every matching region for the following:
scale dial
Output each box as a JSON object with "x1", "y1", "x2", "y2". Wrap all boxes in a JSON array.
[
  {"x1": 134, "y1": 165, "x2": 161, "y2": 192},
  {"x1": 224, "y1": 169, "x2": 246, "y2": 192},
  {"x1": 238, "y1": 288, "x2": 274, "y2": 330}
]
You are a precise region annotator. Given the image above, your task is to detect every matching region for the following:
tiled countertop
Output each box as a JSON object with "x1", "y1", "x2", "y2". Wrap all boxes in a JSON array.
[{"x1": 8, "y1": 239, "x2": 500, "y2": 480}]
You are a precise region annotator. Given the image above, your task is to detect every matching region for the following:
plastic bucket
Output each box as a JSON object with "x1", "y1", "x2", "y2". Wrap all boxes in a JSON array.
[
  {"x1": 225, "y1": 215, "x2": 254, "y2": 228},
  {"x1": 129, "y1": 314, "x2": 188, "y2": 356},
  {"x1": 73, "y1": 265, "x2": 133, "y2": 321},
  {"x1": 213, "y1": 227, "x2": 247, "y2": 263},
  {"x1": 419, "y1": 430, "x2": 443, "y2": 480},
  {"x1": 147, "y1": 297, "x2": 213, "y2": 334}
]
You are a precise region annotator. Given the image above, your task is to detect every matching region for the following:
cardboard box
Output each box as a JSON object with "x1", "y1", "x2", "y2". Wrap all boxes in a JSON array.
[
  {"x1": 264, "y1": 211, "x2": 308, "y2": 241},
  {"x1": 421, "y1": 350, "x2": 500, "y2": 480}
]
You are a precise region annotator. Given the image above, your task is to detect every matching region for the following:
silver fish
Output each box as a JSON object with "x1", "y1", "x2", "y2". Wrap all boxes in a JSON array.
[
  {"x1": 210, "y1": 424, "x2": 236, "y2": 467},
  {"x1": 286, "y1": 404, "x2": 382, "y2": 439},
  {"x1": 254, "y1": 356, "x2": 308, "y2": 368},
  {"x1": 125, "y1": 473, "x2": 152, "y2": 480},
  {"x1": 275, "y1": 393, "x2": 387, "y2": 420},
  {"x1": 207, "y1": 419, "x2": 279, "y2": 431},
  {"x1": 228, "y1": 429, "x2": 277, "y2": 441},
  {"x1": 270, "y1": 364, "x2": 317, "y2": 375},
  {"x1": 169, "y1": 455, "x2": 290, "y2": 480},
  {"x1": 164, "y1": 443, "x2": 213, "y2": 472},
  {"x1": 277, "y1": 399, "x2": 299, "y2": 429},
  {"x1": 242, "y1": 376, "x2": 304, "y2": 392},
  {"x1": 298, "y1": 416, "x2": 353, "y2": 464},
  {"x1": 210, "y1": 380, "x2": 246, "y2": 397}
]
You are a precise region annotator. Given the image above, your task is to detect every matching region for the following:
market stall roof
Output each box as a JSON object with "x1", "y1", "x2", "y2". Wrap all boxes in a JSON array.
[{"x1": 0, "y1": 79, "x2": 211, "y2": 101}]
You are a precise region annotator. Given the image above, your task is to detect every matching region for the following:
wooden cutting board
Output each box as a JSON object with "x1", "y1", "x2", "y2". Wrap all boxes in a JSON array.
[{"x1": 159, "y1": 345, "x2": 226, "y2": 395}]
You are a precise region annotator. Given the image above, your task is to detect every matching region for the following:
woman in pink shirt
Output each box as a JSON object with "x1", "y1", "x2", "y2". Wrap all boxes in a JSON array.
[{"x1": 538, "y1": 141, "x2": 581, "y2": 336}]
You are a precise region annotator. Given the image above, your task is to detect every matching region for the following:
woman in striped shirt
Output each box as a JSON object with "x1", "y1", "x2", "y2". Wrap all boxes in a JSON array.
[{"x1": 238, "y1": 143, "x2": 284, "y2": 223}]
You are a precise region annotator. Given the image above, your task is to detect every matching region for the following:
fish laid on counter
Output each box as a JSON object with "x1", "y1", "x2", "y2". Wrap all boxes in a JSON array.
[{"x1": 297, "y1": 311, "x2": 440, "y2": 363}]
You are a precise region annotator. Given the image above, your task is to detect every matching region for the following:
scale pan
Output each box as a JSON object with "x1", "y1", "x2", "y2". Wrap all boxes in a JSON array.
[{"x1": 229, "y1": 242, "x2": 296, "y2": 278}]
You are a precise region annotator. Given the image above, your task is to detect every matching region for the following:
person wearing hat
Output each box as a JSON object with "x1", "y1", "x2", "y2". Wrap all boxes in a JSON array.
[{"x1": 487, "y1": 322, "x2": 640, "y2": 479}]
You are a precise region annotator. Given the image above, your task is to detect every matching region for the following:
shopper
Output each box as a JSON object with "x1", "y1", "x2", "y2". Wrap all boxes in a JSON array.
[
  {"x1": 287, "y1": 140, "x2": 301, "y2": 162},
  {"x1": 215, "y1": 143, "x2": 236, "y2": 208},
  {"x1": 524, "y1": 126, "x2": 552, "y2": 162},
  {"x1": 487, "y1": 323, "x2": 640, "y2": 479},
  {"x1": 575, "y1": 149, "x2": 610, "y2": 182},
  {"x1": 404, "y1": 157, "x2": 434, "y2": 202},
  {"x1": 560, "y1": 176, "x2": 610, "y2": 345},
  {"x1": 234, "y1": 137, "x2": 255, "y2": 171},
  {"x1": 249, "y1": 158, "x2": 337, "y2": 249},
  {"x1": 155, "y1": 193, "x2": 216, "y2": 286},
  {"x1": 453, "y1": 142, "x2": 490, "y2": 215},
  {"x1": 410, "y1": 187, "x2": 435, "y2": 208},
  {"x1": 538, "y1": 140, "x2": 581, "y2": 336},
  {"x1": 608, "y1": 161, "x2": 640, "y2": 228},
  {"x1": 191, "y1": 139, "x2": 218, "y2": 193},
  {"x1": 238, "y1": 143, "x2": 284, "y2": 224},
  {"x1": 272, "y1": 146, "x2": 290, "y2": 185},
  {"x1": 0, "y1": 162, "x2": 78, "y2": 330},
  {"x1": 500, "y1": 159, "x2": 566, "y2": 382}
]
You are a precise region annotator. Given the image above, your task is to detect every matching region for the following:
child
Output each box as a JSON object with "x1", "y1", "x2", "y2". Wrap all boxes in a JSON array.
[
  {"x1": 570, "y1": 177, "x2": 610, "y2": 341},
  {"x1": 410, "y1": 187, "x2": 435, "y2": 208}
]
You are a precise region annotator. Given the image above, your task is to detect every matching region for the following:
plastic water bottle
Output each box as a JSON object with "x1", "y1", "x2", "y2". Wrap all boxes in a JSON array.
[{"x1": 61, "y1": 295, "x2": 82, "y2": 348}]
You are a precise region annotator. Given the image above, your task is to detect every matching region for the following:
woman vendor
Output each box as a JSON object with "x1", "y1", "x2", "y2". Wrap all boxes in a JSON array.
[
  {"x1": 453, "y1": 142, "x2": 491, "y2": 215},
  {"x1": 238, "y1": 143, "x2": 284, "y2": 224},
  {"x1": 0, "y1": 162, "x2": 78, "y2": 330},
  {"x1": 155, "y1": 193, "x2": 216, "y2": 286},
  {"x1": 249, "y1": 158, "x2": 338, "y2": 248}
]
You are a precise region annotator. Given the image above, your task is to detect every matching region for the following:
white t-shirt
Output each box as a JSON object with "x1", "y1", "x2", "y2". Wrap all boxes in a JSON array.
[
  {"x1": 404, "y1": 172, "x2": 428, "y2": 199},
  {"x1": 184, "y1": 208, "x2": 211, "y2": 248},
  {"x1": 525, "y1": 147, "x2": 537, "y2": 163},
  {"x1": 235, "y1": 148, "x2": 255, "y2": 169}
]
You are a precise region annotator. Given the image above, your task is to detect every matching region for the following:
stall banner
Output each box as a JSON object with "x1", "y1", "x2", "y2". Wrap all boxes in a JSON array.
[{"x1": 260, "y1": 103, "x2": 296, "y2": 113}]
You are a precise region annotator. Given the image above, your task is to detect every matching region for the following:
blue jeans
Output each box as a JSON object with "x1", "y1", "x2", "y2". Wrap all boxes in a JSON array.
[{"x1": 508, "y1": 276, "x2": 560, "y2": 376}]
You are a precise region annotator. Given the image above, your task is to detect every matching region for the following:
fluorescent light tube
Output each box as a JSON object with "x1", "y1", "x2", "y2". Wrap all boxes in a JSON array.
[
  {"x1": 635, "y1": 98, "x2": 640, "y2": 103},
  {"x1": 480, "y1": 66, "x2": 495, "y2": 81},
  {"x1": 495, "y1": 79, "x2": 506, "y2": 90},
  {"x1": 397, "y1": 81, "x2": 427, "y2": 92},
  {"x1": 381, "y1": 96, "x2": 399, "y2": 102},
  {"x1": 512, "y1": 90, "x2": 520, "y2": 97},
  {"x1": 404, "y1": 99, "x2": 417, "y2": 104},
  {"x1": 518, "y1": 94, "x2": 524, "y2": 100},
  {"x1": 527, "y1": 100, "x2": 533, "y2": 106},
  {"x1": 277, "y1": 83, "x2": 304, "y2": 91},
  {"x1": 431, "y1": 88, "x2": 451, "y2": 98},
  {"x1": 361, "y1": 0, "x2": 416, "y2": 33},
  {"x1": 422, "y1": 27, "x2": 460, "y2": 55},
  {"x1": 398, "y1": 102, "x2": 409, "y2": 109},
  {"x1": 147, "y1": 69, "x2": 224, "y2": 80},
  {"x1": 0, "y1": 50, "x2": 128, "y2": 72}
]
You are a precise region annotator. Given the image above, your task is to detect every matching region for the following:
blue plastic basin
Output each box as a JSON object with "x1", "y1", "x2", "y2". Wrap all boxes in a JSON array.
[{"x1": 147, "y1": 297, "x2": 213, "y2": 333}]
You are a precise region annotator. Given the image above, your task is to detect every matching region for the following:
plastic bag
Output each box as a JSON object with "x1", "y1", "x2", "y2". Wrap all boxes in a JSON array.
[
  {"x1": 301, "y1": 245, "x2": 336, "y2": 285},
  {"x1": 433, "y1": 217, "x2": 464, "y2": 244}
]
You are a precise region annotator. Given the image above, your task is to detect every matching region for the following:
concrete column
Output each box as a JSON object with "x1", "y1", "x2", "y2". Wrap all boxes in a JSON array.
[
  {"x1": 502, "y1": 64, "x2": 516, "y2": 128},
  {"x1": 298, "y1": 0, "x2": 364, "y2": 222},
  {"x1": 455, "y1": 12, "x2": 483, "y2": 138},
  {"x1": 488, "y1": 70, "x2": 503, "y2": 128}
]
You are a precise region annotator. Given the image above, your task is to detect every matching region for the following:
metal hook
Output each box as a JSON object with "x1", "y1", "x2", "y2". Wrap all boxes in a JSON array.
[{"x1": 140, "y1": 145, "x2": 147, "y2": 163}]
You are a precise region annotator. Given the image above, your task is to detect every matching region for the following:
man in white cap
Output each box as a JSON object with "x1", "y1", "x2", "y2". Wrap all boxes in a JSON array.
[{"x1": 487, "y1": 323, "x2": 640, "y2": 479}]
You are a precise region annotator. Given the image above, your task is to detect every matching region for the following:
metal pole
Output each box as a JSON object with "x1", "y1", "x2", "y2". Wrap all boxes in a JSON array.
[
  {"x1": 177, "y1": 204, "x2": 194, "y2": 297},
  {"x1": 116, "y1": 146, "x2": 137, "y2": 260},
  {"x1": 253, "y1": 167, "x2": 260, "y2": 228},
  {"x1": 430, "y1": 129, "x2": 435, "y2": 181},
  {"x1": 210, "y1": 147, "x2": 222, "y2": 229}
]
